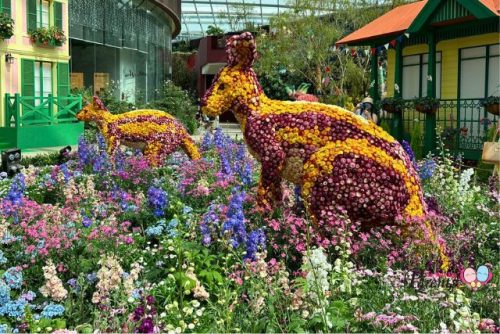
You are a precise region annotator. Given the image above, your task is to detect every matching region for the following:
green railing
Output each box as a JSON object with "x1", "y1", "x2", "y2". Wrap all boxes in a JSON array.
[
  {"x1": 4, "y1": 93, "x2": 82, "y2": 127},
  {"x1": 381, "y1": 98, "x2": 498, "y2": 160}
]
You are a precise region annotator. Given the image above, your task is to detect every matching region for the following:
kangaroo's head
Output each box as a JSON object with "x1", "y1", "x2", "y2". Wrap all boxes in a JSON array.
[
  {"x1": 77, "y1": 96, "x2": 110, "y2": 122},
  {"x1": 201, "y1": 32, "x2": 263, "y2": 119}
]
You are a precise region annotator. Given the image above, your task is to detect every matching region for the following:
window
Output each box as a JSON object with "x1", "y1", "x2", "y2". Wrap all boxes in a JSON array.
[
  {"x1": 460, "y1": 44, "x2": 500, "y2": 98},
  {"x1": 1, "y1": 0, "x2": 11, "y2": 17},
  {"x1": 34, "y1": 61, "x2": 52, "y2": 105},
  {"x1": 37, "y1": 0, "x2": 50, "y2": 28},
  {"x1": 402, "y1": 52, "x2": 442, "y2": 99}
]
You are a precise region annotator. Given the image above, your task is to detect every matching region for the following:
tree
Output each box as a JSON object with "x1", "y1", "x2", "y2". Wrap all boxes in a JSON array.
[{"x1": 254, "y1": 0, "x2": 417, "y2": 105}]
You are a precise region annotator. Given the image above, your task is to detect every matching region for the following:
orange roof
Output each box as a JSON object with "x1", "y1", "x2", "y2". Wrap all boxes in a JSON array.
[
  {"x1": 337, "y1": 1, "x2": 427, "y2": 45},
  {"x1": 479, "y1": 0, "x2": 500, "y2": 15}
]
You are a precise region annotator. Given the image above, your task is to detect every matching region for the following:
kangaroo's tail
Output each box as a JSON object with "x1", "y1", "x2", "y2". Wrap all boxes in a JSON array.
[{"x1": 182, "y1": 135, "x2": 201, "y2": 160}]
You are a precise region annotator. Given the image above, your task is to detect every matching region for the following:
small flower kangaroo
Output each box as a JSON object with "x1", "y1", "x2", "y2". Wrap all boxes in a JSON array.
[
  {"x1": 201, "y1": 32, "x2": 426, "y2": 227},
  {"x1": 77, "y1": 97, "x2": 201, "y2": 166}
]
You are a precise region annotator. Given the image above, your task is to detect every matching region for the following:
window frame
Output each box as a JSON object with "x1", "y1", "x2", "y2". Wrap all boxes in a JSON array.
[
  {"x1": 459, "y1": 44, "x2": 500, "y2": 99},
  {"x1": 37, "y1": 0, "x2": 51, "y2": 29},
  {"x1": 402, "y1": 51, "x2": 442, "y2": 99}
]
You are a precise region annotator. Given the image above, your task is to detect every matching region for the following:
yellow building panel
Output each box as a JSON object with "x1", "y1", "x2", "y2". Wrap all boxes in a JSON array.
[
  {"x1": 402, "y1": 44, "x2": 428, "y2": 56},
  {"x1": 437, "y1": 33, "x2": 499, "y2": 99},
  {"x1": 386, "y1": 49, "x2": 396, "y2": 98}
]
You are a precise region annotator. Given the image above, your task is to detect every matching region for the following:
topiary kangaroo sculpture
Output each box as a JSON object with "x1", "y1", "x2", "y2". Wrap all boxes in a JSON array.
[
  {"x1": 202, "y1": 32, "x2": 448, "y2": 269},
  {"x1": 77, "y1": 97, "x2": 201, "y2": 166}
]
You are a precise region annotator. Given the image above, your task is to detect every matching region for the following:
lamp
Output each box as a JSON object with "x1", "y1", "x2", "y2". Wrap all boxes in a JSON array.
[
  {"x1": 58, "y1": 145, "x2": 72, "y2": 163},
  {"x1": 5, "y1": 53, "x2": 14, "y2": 65},
  {"x1": 1, "y1": 148, "x2": 22, "y2": 177}
]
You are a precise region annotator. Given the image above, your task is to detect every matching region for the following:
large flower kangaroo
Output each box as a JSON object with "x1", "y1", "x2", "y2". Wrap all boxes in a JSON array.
[{"x1": 202, "y1": 32, "x2": 426, "y2": 228}]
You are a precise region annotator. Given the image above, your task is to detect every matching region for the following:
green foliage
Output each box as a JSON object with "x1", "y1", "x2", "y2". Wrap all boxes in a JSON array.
[
  {"x1": 0, "y1": 12, "x2": 14, "y2": 40},
  {"x1": 381, "y1": 97, "x2": 405, "y2": 112},
  {"x1": 410, "y1": 120, "x2": 423, "y2": 160},
  {"x1": 150, "y1": 81, "x2": 199, "y2": 134},
  {"x1": 412, "y1": 96, "x2": 439, "y2": 113},
  {"x1": 28, "y1": 26, "x2": 66, "y2": 46},
  {"x1": 480, "y1": 95, "x2": 499, "y2": 106},
  {"x1": 171, "y1": 52, "x2": 198, "y2": 95},
  {"x1": 205, "y1": 25, "x2": 224, "y2": 36}
]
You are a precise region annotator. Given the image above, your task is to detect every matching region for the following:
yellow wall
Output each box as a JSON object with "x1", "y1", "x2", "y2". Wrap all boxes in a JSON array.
[
  {"x1": 0, "y1": 0, "x2": 70, "y2": 126},
  {"x1": 437, "y1": 33, "x2": 499, "y2": 99},
  {"x1": 386, "y1": 49, "x2": 395, "y2": 98},
  {"x1": 386, "y1": 33, "x2": 500, "y2": 100}
]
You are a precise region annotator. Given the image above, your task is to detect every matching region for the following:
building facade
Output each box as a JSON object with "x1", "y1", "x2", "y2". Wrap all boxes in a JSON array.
[
  {"x1": 68, "y1": 0, "x2": 181, "y2": 104},
  {"x1": 337, "y1": 0, "x2": 499, "y2": 160},
  {"x1": 0, "y1": 0, "x2": 81, "y2": 150}
]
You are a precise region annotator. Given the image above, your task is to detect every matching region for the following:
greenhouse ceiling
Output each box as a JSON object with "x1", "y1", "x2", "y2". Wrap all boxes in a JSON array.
[{"x1": 177, "y1": 0, "x2": 419, "y2": 42}]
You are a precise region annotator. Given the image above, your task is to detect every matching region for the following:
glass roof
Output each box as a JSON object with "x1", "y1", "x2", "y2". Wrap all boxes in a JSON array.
[
  {"x1": 177, "y1": 0, "x2": 295, "y2": 41},
  {"x1": 176, "y1": 0, "x2": 413, "y2": 42}
]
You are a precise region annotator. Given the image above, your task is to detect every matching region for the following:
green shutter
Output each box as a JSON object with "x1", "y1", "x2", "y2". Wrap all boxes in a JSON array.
[
  {"x1": 1, "y1": 0, "x2": 11, "y2": 17},
  {"x1": 27, "y1": 0, "x2": 37, "y2": 32},
  {"x1": 54, "y1": 1, "x2": 62, "y2": 30},
  {"x1": 21, "y1": 59, "x2": 35, "y2": 108},
  {"x1": 57, "y1": 62, "x2": 70, "y2": 97}
]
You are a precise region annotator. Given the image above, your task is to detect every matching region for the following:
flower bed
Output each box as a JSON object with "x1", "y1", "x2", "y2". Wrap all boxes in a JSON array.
[
  {"x1": 29, "y1": 26, "x2": 66, "y2": 47},
  {"x1": 0, "y1": 129, "x2": 498, "y2": 333}
]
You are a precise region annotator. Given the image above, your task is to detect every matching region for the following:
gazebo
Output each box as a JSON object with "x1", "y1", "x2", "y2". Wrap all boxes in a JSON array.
[{"x1": 337, "y1": 0, "x2": 499, "y2": 159}]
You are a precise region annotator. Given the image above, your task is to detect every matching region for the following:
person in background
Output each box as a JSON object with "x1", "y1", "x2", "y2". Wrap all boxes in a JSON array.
[{"x1": 355, "y1": 96, "x2": 379, "y2": 125}]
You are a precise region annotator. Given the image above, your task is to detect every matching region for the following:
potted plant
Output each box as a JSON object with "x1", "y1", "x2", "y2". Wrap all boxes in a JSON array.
[
  {"x1": 381, "y1": 97, "x2": 405, "y2": 113},
  {"x1": 0, "y1": 13, "x2": 14, "y2": 40},
  {"x1": 29, "y1": 26, "x2": 66, "y2": 47},
  {"x1": 481, "y1": 96, "x2": 499, "y2": 116},
  {"x1": 413, "y1": 96, "x2": 439, "y2": 114}
]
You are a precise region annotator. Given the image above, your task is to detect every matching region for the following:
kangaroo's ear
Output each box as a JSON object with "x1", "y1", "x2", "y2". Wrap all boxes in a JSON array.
[
  {"x1": 93, "y1": 96, "x2": 108, "y2": 111},
  {"x1": 226, "y1": 32, "x2": 257, "y2": 68}
]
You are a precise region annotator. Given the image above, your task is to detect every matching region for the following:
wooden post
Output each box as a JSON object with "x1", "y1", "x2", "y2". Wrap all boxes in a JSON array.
[
  {"x1": 424, "y1": 31, "x2": 437, "y2": 155},
  {"x1": 393, "y1": 42, "x2": 404, "y2": 141},
  {"x1": 369, "y1": 48, "x2": 379, "y2": 103}
]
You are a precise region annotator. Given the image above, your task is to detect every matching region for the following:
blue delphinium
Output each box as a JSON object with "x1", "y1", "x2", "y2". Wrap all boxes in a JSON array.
[
  {"x1": 200, "y1": 204, "x2": 221, "y2": 246},
  {"x1": 93, "y1": 150, "x2": 109, "y2": 174},
  {"x1": 201, "y1": 132, "x2": 214, "y2": 150},
  {"x1": 114, "y1": 148, "x2": 127, "y2": 171},
  {"x1": 246, "y1": 229, "x2": 266, "y2": 260},
  {"x1": 59, "y1": 163, "x2": 71, "y2": 183},
  {"x1": 147, "y1": 186, "x2": 168, "y2": 217},
  {"x1": 41, "y1": 303, "x2": 65, "y2": 318},
  {"x1": 222, "y1": 189, "x2": 247, "y2": 248},
  {"x1": 77, "y1": 135, "x2": 93, "y2": 166},
  {"x1": 6, "y1": 173, "x2": 25, "y2": 206},
  {"x1": 3, "y1": 267, "x2": 23, "y2": 289},
  {"x1": 419, "y1": 158, "x2": 437, "y2": 180},
  {"x1": 235, "y1": 144, "x2": 253, "y2": 186},
  {"x1": 96, "y1": 133, "x2": 107, "y2": 151},
  {"x1": 401, "y1": 140, "x2": 418, "y2": 171}
]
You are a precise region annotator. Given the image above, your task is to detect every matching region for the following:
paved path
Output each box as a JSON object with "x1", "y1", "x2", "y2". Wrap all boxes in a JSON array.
[{"x1": 8, "y1": 123, "x2": 244, "y2": 158}]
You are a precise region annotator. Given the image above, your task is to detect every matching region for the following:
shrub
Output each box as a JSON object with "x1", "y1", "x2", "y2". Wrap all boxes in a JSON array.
[{"x1": 0, "y1": 12, "x2": 14, "y2": 40}]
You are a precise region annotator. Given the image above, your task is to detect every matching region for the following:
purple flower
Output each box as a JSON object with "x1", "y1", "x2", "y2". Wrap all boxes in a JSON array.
[
  {"x1": 133, "y1": 305, "x2": 145, "y2": 321},
  {"x1": 147, "y1": 186, "x2": 168, "y2": 217},
  {"x1": 138, "y1": 318, "x2": 154, "y2": 334},
  {"x1": 146, "y1": 295, "x2": 155, "y2": 305},
  {"x1": 82, "y1": 216, "x2": 93, "y2": 228},
  {"x1": 222, "y1": 189, "x2": 247, "y2": 248}
]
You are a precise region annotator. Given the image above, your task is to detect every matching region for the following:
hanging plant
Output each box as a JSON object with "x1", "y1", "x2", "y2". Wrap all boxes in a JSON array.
[
  {"x1": 481, "y1": 96, "x2": 499, "y2": 116},
  {"x1": 0, "y1": 13, "x2": 14, "y2": 40},
  {"x1": 381, "y1": 97, "x2": 405, "y2": 113},
  {"x1": 413, "y1": 96, "x2": 439, "y2": 114},
  {"x1": 29, "y1": 26, "x2": 66, "y2": 47}
]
